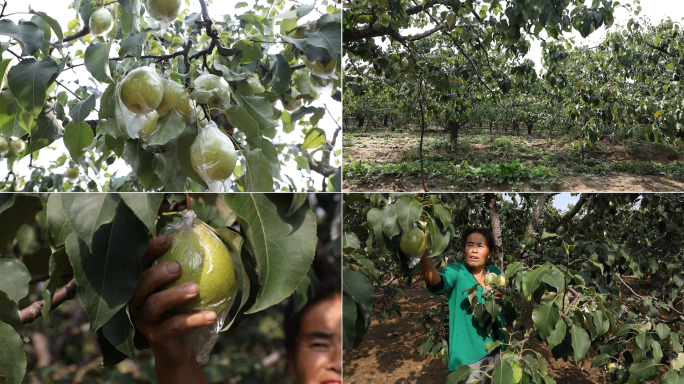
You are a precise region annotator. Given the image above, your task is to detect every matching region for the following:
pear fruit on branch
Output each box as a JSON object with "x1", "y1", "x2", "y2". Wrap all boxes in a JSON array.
[
  {"x1": 89, "y1": 8, "x2": 114, "y2": 37},
  {"x1": 192, "y1": 74, "x2": 231, "y2": 111},
  {"x1": 190, "y1": 121, "x2": 237, "y2": 191},
  {"x1": 155, "y1": 210, "x2": 239, "y2": 316},
  {"x1": 120, "y1": 67, "x2": 164, "y2": 114},
  {"x1": 156, "y1": 79, "x2": 195, "y2": 120}
]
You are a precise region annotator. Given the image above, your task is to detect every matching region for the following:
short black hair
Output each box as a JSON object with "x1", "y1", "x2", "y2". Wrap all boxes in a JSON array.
[
  {"x1": 461, "y1": 227, "x2": 496, "y2": 255},
  {"x1": 283, "y1": 254, "x2": 341, "y2": 358}
]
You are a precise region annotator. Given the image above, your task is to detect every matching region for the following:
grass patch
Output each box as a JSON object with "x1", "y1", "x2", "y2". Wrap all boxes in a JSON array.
[
  {"x1": 609, "y1": 161, "x2": 684, "y2": 180},
  {"x1": 344, "y1": 159, "x2": 563, "y2": 190}
]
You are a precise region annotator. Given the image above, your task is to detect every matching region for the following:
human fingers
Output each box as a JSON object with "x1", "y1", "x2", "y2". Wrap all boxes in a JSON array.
[
  {"x1": 130, "y1": 261, "x2": 182, "y2": 316},
  {"x1": 144, "y1": 311, "x2": 217, "y2": 344},
  {"x1": 138, "y1": 282, "x2": 199, "y2": 323},
  {"x1": 141, "y1": 235, "x2": 171, "y2": 269}
]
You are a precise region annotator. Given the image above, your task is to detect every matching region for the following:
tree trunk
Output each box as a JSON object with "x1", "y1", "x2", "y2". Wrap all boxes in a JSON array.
[
  {"x1": 383, "y1": 114, "x2": 389, "y2": 127},
  {"x1": 447, "y1": 120, "x2": 460, "y2": 144},
  {"x1": 486, "y1": 194, "x2": 503, "y2": 272},
  {"x1": 489, "y1": 121, "x2": 493, "y2": 135},
  {"x1": 524, "y1": 193, "x2": 558, "y2": 237},
  {"x1": 526, "y1": 122, "x2": 534, "y2": 135},
  {"x1": 358, "y1": 116, "x2": 364, "y2": 128}
]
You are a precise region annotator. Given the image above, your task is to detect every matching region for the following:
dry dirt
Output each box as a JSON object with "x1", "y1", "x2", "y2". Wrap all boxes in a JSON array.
[
  {"x1": 343, "y1": 131, "x2": 684, "y2": 192},
  {"x1": 343, "y1": 173, "x2": 684, "y2": 192}
]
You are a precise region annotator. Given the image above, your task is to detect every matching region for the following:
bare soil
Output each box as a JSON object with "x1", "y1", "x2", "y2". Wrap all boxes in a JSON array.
[
  {"x1": 343, "y1": 130, "x2": 684, "y2": 192},
  {"x1": 344, "y1": 173, "x2": 684, "y2": 193}
]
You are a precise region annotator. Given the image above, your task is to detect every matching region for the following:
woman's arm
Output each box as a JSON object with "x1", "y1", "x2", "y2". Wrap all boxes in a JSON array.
[{"x1": 419, "y1": 247, "x2": 442, "y2": 287}]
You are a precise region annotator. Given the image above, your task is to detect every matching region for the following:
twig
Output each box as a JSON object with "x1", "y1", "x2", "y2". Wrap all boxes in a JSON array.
[
  {"x1": 56, "y1": 81, "x2": 83, "y2": 101},
  {"x1": 21, "y1": 279, "x2": 78, "y2": 324},
  {"x1": 29, "y1": 272, "x2": 74, "y2": 285},
  {"x1": 184, "y1": 192, "x2": 192, "y2": 211},
  {"x1": 324, "y1": 104, "x2": 341, "y2": 130},
  {"x1": 563, "y1": 286, "x2": 581, "y2": 316},
  {"x1": 0, "y1": 2, "x2": 7, "y2": 18},
  {"x1": 62, "y1": 27, "x2": 91, "y2": 44},
  {"x1": 615, "y1": 273, "x2": 683, "y2": 316},
  {"x1": 6, "y1": 49, "x2": 22, "y2": 60},
  {"x1": 416, "y1": 78, "x2": 428, "y2": 192}
]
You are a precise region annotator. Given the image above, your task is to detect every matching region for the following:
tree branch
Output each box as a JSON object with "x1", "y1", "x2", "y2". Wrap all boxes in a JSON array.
[
  {"x1": 560, "y1": 193, "x2": 591, "y2": 222},
  {"x1": 29, "y1": 272, "x2": 74, "y2": 285},
  {"x1": 524, "y1": 193, "x2": 558, "y2": 237},
  {"x1": 643, "y1": 41, "x2": 678, "y2": 58},
  {"x1": 21, "y1": 279, "x2": 78, "y2": 324},
  {"x1": 407, "y1": 25, "x2": 445, "y2": 41},
  {"x1": 62, "y1": 27, "x2": 91, "y2": 43},
  {"x1": 486, "y1": 194, "x2": 503, "y2": 271}
]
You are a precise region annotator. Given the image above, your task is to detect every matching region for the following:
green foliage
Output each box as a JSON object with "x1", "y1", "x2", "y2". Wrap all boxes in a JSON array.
[{"x1": 344, "y1": 159, "x2": 562, "y2": 190}]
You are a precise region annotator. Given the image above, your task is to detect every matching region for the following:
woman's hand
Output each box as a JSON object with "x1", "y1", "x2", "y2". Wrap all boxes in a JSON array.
[{"x1": 130, "y1": 235, "x2": 212, "y2": 384}]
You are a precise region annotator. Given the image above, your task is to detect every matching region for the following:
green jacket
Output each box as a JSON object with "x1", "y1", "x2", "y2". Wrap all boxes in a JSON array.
[{"x1": 427, "y1": 263, "x2": 507, "y2": 371}]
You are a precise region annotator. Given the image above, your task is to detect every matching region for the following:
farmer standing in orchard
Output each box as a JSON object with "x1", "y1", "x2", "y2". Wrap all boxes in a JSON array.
[{"x1": 419, "y1": 227, "x2": 506, "y2": 381}]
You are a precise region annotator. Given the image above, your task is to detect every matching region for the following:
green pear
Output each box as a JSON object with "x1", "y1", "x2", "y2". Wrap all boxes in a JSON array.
[
  {"x1": 138, "y1": 110, "x2": 160, "y2": 141},
  {"x1": 446, "y1": 11, "x2": 456, "y2": 27},
  {"x1": 145, "y1": 0, "x2": 181, "y2": 21},
  {"x1": 284, "y1": 89, "x2": 302, "y2": 112},
  {"x1": 310, "y1": 58, "x2": 338, "y2": 79},
  {"x1": 0, "y1": 136, "x2": 9, "y2": 153},
  {"x1": 9, "y1": 139, "x2": 25, "y2": 153},
  {"x1": 89, "y1": 8, "x2": 114, "y2": 37},
  {"x1": 190, "y1": 122, "x2": 237, "y2": 181},
  {"x1": 193, "y1": 74, "x2": 231, "y2": 110},
  {"x1": 156, "y1": 79, "x2": 194, "y2": 119},
  {"x1": 156, "y1": 211, "x2": 238, "y2": 315},
  {"x1": 66, "y1": 166, "x2": 79, "y2": 181},
  {"x1": 399, "y1": 228, "x2": 426, "y2": 258},
  {"x1": 120, "y1": 67, "x2": 164, "y2": 114}
]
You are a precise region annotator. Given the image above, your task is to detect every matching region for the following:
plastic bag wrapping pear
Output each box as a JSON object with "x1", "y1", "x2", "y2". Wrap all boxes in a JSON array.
[
  {"x1": 157, "y1": 78, "x2": 195, "y2": 122},
  {"x1": 120, "y1": 67, "x2": 164, "y2": 115},
  {"x1": 121, "y1": 105, "x2": 159, "y2": 140},
  {"x1": 145, "y1": 0, "x2": 181, "y2": 34},
  {"x1": 89, "y1": 8, "x2": 114, "y2": 37},
  {"x1": 152, "y1": 210, "x2": 239, "y2": 363},
  {"x1": 190, "y1": 121, "x2": 236, "y2": 192},
  {"x1": 191, "y1": 74, "x2": 231, "y2": 111}
]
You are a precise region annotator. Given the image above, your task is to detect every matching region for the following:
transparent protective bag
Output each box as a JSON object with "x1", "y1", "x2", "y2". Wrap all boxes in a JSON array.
[
  {"x1": 152, "y1": 210, "x2": 239, "y2": 363},
  {"x1": 190, "y1": 121, "x2": 236, "y2": 192},
  {"x1": 191, "y1": 74, "x2": 231, "y2": 111},
  {"x1": 145, "y1": 0, "x2": 181, "y2": 34},
  {"x1": 121, "y1": 105, "x2": 159, "y2": 141}
]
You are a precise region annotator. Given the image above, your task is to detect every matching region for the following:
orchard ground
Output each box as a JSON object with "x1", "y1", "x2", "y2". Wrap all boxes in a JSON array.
[
  {"x1": 342, "y1": 129, "x2": 684, "y2": 192},
  {"x1": 343, "y1": 274, "x2": 673, "y2": 384}
]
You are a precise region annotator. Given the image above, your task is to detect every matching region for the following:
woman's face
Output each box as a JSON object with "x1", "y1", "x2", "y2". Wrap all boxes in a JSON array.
[
  {"x1": 464, "y1": 232, "x2": 491, "y2": 270},
  {"x1": 290, "y1": 293, "x2": 342, "y2": 384}
]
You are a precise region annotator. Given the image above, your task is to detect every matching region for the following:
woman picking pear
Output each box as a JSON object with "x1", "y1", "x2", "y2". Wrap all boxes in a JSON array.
[{"x1": 418, "y1": 228, "x2": 507, "y2": 382}]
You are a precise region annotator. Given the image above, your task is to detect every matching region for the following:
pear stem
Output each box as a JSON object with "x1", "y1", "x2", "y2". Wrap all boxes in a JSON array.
[{"x1": 185, "y1": 192, "x2": 192, "y2": 211}]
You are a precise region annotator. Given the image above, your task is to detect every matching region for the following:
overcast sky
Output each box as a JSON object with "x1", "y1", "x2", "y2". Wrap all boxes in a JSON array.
[{"x1": 0, "y1": 0, "x2": 341, "y2": 191}]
